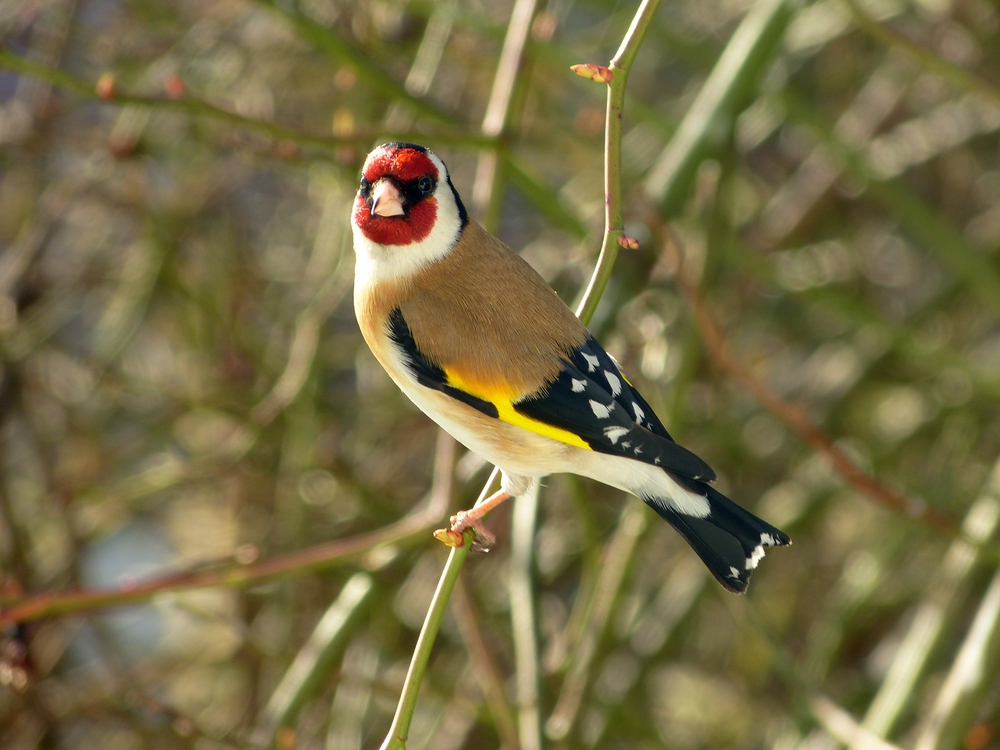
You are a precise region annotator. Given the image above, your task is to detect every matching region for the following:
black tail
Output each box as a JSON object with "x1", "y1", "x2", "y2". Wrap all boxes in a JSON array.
[{"x1": 645, "y1": 481, "x2": 790, "y2": 594}]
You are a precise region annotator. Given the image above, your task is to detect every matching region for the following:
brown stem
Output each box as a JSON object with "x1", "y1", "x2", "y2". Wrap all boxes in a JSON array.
[
  {"x1": 0, "y1": 434, "x2": 456, "y2": 626},
  {"x1": 649, "y1": 217, "x2": 957, "y2": 534}
]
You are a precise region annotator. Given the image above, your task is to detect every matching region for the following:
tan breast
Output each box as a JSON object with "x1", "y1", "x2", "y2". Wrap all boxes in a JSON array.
[{"x1": 391, "y1": 220, "x2": 588, "y2": 397}]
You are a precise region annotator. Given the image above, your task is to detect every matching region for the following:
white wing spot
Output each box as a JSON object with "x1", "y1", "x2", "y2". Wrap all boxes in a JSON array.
[
  {"x1": 728, "y1": 566, "x2": 741, "y2": 580},
  {"x1": 589, "y1": 400, "x2": 612, "y2": 419},
  {"x1": 571, "y1": 378, "x2": 587, "y2": 393},
  {"x1": 745, "y1": 544, "x2": 766, "y2": 570},
  {"x1": 654, "y1": 457, "x2": 661, "y2": 465},
  {"x1": 603, "y1": 426, "x2": 629, "y2": 444},
  {"x1": 633, "y1": 403, "x2": 645, "y2": 422},
  {"x1": 621, "y1": 441, "x2": 632, "y2": 449},
  {"x1": 634, "y1": 446, "x2": 642, "y2": 455},
  {"x1": 760, "y1": 532, "x2": 776, "y2": 547},
  {"x1": 604, "y1": 370, "x2": 622, "y2": 397},
  {"x1": 582, "y1": 353, "x2": 600, "y2": 372}
]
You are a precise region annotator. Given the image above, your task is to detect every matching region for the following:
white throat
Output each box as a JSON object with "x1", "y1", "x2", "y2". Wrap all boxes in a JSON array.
[{"x1": 352, "y1": 151, "x2": 462, "y2": 288}]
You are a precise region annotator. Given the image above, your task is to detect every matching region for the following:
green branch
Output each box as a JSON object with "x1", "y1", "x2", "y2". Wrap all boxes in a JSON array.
[
  {"x1": 254, "y1": 0, "x2": 452, "y2": 123},
  {"x1": 643, "y1": 0, "x2": 792, "y2": 216},
  {"x1": 378, "y1": 2, "x2": 664, "y2": 748},
  {"x1": 575, "y1": 0, "x2": 663, "y2": 323}
]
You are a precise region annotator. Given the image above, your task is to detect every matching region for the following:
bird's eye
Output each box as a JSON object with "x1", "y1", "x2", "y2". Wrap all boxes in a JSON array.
[{"x1": 417, "y1": 176, "x2": 433, "y2": 194}]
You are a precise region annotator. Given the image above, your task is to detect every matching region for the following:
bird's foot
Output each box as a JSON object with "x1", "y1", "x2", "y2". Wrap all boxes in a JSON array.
[{"x1": 433, "y1": 510, "x2": 496, "y2": 553}]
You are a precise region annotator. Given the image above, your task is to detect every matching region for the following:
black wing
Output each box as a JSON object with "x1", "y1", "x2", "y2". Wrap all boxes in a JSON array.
[{"x1": 514, "y1": 336, "x2": 716, "y2": 483}]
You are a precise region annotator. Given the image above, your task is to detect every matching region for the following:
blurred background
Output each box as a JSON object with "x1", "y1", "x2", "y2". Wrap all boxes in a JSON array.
[{"x1": 2, "y1": 0, "x2": 1000, "y2": 748}]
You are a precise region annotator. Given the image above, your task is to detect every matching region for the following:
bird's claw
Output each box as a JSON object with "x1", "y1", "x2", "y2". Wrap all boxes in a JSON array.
[{"x1": 433, "y1": 511, "x2": 495, "y2": 553}]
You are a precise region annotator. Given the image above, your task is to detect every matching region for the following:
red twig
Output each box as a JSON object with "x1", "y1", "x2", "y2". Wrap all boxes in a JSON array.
[
  {"x1": 0, "y1": 434, "x2": 457, "y2": 626},
  {"x1": 649, "y1": 218, "x2": 957, "y2": 534}
]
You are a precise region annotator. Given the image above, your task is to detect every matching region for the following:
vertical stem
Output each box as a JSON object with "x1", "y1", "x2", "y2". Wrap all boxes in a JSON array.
[
  {"x1": 575, "y1": 0, "x2": 663, "y2": 324},
  {"x1": 472, "y1": 0, "x2": 540, "y2": 225},
  {"x1": 379, "y1": 2, "x2": 665, "y2": 747},
  {"x1": 379, "y1": 539, "x2": 473, "y2": 750},
  {"x1": 510, "y1": 483, "x2": 543, "y2": 750}
]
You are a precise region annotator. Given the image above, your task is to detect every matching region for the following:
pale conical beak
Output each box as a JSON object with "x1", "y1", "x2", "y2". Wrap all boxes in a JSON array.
[{"x1": 371, "y1": 180, "x2": 405, "y2": 218}]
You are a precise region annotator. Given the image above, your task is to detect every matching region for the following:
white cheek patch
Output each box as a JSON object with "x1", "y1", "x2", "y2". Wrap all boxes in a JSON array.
[{"x1": 352, "y1": 152, "x2": 462, "y2": 287}]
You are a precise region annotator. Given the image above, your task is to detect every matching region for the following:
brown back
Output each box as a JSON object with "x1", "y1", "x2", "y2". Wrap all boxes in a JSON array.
[{"x1": 399, "y1": 221, "x2": 588, "y2": 397}]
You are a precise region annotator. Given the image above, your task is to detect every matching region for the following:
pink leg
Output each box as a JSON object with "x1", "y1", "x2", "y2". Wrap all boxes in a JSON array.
[{"x1": 434, "y1": 489, "x2": 512, "y2": 553}]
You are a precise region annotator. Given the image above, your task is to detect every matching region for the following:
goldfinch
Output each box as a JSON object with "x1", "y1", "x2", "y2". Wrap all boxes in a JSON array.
[{"x1": 352, "y1": 142, "x2": 789, "y2": 593}]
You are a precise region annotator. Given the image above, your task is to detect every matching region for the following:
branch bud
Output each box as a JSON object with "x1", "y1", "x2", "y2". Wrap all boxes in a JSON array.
[
  {"x1": 164, "y1": 74, "x2": 186, "y2": 99},
  {"x1": 618, "y1": 235, "x2": 640, "y2": 250},
  {"x1": 433, "y1": 528, "x2": 465, "y2": 548},
  {"x1": 95, "y1": 72, "x2": 116, "y2": 100},
  {"x1": 570, "y1": 63, "x2": 613, "y2": 83}
]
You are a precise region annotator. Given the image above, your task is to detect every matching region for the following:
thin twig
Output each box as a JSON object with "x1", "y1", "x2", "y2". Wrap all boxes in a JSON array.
[
  {"x1": 811, "y1": 695, "x2": 906, "y2": 750},
  {"x1": 452, "y1": 575, "x2": 521, "y2": 750},
  {"x1": 510, "y1": 482, "x2": 542, "y2": 750},
  {"x1": 471, "y1": 0, "x2": 539, "y2": 223},
  {"x1": 861, "y1": 461, "x2": 1000, "y2": 741},
  {"x1": 650, "y1": 218, "x2": 957, "y2": 533},
  {"x1": 0, "y1": 433, "x2": 456, "y2": 626},
  {"x1": 575, "y1": 0, "x2": 663, "y2": 323},
  {"x1": 840, "y1": 0, "x2": 1000, "y2": 109},
  {"x1": 378, "y1": 1, "x2": 665, "y2": 746},
  {"x1": 544, "y1": 500, "x2": 648, "y2": 742},
  {"x1": 252, "y1": 573, "x2": 374, "y2": 745},
  {"x1": 0, "y1": 49, "x2": 493, "y2": 151},
  {"x1": 379, "y1": 541, "x2": 473, "y2": 750},
  {"x1": 914, "y1": 566, "x2": 1000, "y2": 750}
]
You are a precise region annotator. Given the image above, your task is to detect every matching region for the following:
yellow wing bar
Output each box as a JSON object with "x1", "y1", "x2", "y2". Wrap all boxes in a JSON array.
[{"x1": 444, "y1": 367, "x2": 590, "y2": 450}]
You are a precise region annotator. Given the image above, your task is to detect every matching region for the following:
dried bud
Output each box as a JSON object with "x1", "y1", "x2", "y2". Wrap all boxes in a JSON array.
[
  {"x1": 570, "y1": 63, "x2": 613, "y2": 83},
  {"x1": 164, "y1": 74, "x2": 186, "y2": 99},
  {"x1": 96, "y1": 72, "x2": 116, "y2": 100},
  {"x1": 618, "y1": 235, "x2": 640, "y2": 250}
]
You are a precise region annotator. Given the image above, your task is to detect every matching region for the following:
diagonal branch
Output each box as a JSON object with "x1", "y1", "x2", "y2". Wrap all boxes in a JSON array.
[
  {"x1": 0, "y1": 433, "x2": 456, "y2": 627},
  {"x1": 839, "y1": 0, "x2": 1000, "y2": 109},
  {"x1": 648, "y1": 217, "x2": 957, "y2": 533},
  {"x1": 0, "y1": 49, "x2": 492, "y2": 150}
]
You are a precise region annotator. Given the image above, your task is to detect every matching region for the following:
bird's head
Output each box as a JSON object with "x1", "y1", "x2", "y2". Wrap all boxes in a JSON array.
[{"x1": 352, "y1": 143, "x2": 467, "y2": 282}]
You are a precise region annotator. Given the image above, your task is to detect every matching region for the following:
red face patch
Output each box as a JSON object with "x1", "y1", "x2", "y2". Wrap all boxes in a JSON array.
[
  {"x1": 362, "y1": 146, "x2": 438, "y2": 184},
  {"x1": 355, "y1": 145, "x2": 440, "y2": 246},
  {"x1": 354, "y1": 192, "x2": 437, "y2": 246}
]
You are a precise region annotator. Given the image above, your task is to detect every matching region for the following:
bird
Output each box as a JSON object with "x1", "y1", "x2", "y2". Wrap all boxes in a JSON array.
[{"x1": 351, "y1": 142, "x2": 789, "y2": 593}]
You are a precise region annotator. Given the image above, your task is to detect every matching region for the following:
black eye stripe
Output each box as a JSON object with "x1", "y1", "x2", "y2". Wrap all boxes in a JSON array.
[{"x1": 357, "y1": 174, "x2": 437, "y2": 210}]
